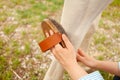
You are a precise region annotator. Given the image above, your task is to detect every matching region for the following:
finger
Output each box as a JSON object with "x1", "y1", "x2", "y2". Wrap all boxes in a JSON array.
[
  {"x1": 51, "y1": 47, "x2": 62, "y2": 61},
  {"x1": 76, "y1": 54, "x2": 81, "y2": 62},
  {"x1": 51, "y1": 47, "x2": 56, "y2": 55},
  {"x1": 49, "y1": 30, "x2": 54, "y2": 36},
  {"x1": 62, "y1": 34, "x2": 74, "y2": 50},
  {"x1": 51, "y1": 43, "x2": 63, "y2": 54},
  {"x1": 54, "y1": 44, "x2": 63, "y2": 52},
  {"x1": 45, "y1": 32, "x2": 49, "y2": 37},
  {"x1": 77, "y1": 49, "x2": 86, "y2": 57},
  {"x1": 76, "y1": 53, "x2": 84, "y2": 62}
]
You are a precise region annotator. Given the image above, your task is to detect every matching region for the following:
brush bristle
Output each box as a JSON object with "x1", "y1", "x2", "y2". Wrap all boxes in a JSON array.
[{"x1": 48, "y1": 18, "x2": 68, "y2": 36}]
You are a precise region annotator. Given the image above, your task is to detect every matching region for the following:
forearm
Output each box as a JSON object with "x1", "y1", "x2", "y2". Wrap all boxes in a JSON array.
[
  {"x1": 94, "y1": 61, "x2": 120, "y2": 76},
  {"x1": 65, "y1": 62, "x2": 88, "y2": 80}
]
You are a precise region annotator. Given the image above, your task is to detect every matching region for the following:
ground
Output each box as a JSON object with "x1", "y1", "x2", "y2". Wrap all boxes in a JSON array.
[{"x1": 0, "y1": 0, "x2": 119, "y2": 80}]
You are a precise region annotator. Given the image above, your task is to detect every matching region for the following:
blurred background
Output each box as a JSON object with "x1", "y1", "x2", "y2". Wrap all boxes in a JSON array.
[{"x1": 0, "y1": 0, "x2": 119, "y2": 80}]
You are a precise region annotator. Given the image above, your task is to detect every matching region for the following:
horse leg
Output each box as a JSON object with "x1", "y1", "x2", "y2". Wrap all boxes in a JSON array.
[
  {"x1": 44, "y1": 0, "x2": 113, "y2": 80},
  {"x1": 80, "y1": 13, "x2": 101, "y2": 52}
]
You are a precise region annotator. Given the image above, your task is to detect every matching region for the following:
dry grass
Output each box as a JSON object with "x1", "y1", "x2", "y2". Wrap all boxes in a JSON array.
[{"x1": 0, "y1": 0, "x2": 119, "y2": 80}]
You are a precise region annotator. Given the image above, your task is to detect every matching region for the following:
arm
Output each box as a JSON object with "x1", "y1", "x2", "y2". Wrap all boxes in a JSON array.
[
  {"x1": 47, "y1": 31, "x2": 104, "y2": 80},
  {"x1": 95, "y1": 61, "x2": 120, "y2": 76},
  {"x1": 45, "y1": 30, "x2": 88, "y2": 80},
  {"x1": 77, "y1": 49, "x2": 120, "y2": 76},
  {"x1": 51, "y1": 34, "x2": 88, "y2": 80}
]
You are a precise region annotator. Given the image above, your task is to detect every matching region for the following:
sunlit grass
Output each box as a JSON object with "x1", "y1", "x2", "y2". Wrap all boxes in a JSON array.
[
  {"x1": 102, "y1": 0, "x2": 120, "y2": 21},
  {"x1": 93, "y1": 32, "x2": 107, "y2": 45},
  {"x1": 94, "y1": 0, "x2": 120, "y2": 80},
  {"x1": 0, "y1": 0, "x2": 64, "y2": 79},
  {"x1": 0, "y1": 0, "x2": 119, "y2": 80},
  {"x1": 3, "y1": 25, "x2": 17, "y2": 35}
]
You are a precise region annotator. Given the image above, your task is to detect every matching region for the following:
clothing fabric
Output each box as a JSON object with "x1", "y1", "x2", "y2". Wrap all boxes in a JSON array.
[
  {"x1": 113, "y1": 75, "x2": 120, "y2": 80},
  {"x1": 79, "y1": 71, "x2": 104, "y2": 80},
  {"x1": 113, "y1": 62, "x2": 120, "y2": 80},
  {"x1": 79, "y1": 62, "x2": 120, "y2": 80}
]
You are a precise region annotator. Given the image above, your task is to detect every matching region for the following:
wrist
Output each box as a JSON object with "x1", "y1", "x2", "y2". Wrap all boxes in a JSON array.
[
  {"x1": 65, "y1": 62, "x2": 87, "y2": 80},
  {"x1": 64, "y1": 62, "x2": 78, "y2": 71},
  {"x1": 92, "y1": 60, "x2": 100, "y2": 69}
]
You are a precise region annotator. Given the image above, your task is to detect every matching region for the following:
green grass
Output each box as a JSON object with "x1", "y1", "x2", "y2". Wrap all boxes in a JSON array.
[
  {"x1": 113, "y1": 32, "x2": 119, "y2": 38},
  {"x1": 102, "y1": 0, "x2": 120, "y2": 22},
  {"x1": 0, "y1": 70, "x2": 13, "y2": 80},
  {"x1": 63, "y1": 71, "x2": 71, "y2": 80},
  {"x1": 0, "y1": 38, "x2": 4, "y2": 49},
  {"x1": 12, "y1": 58, "x2": 21, "y2": 70},
  {"x1": 0, "y1": 0, "x2": 64, "y2": 79},
  {"x1": 93, "y1": 0, "x2": 120, "y2": 80},
  {"x1": 15, "y1": 0, "x2": 64, "y2": 26},
  {"x1": 97, "y1": 44, "x2": 107, "y2": 52},
  {"x1": 113, "y1": 25, "x2": 120, "y2": 32},
  {"x1": 110, "y1": 0, "x2": 120, "y2": 6},
  {"x1": 97, "y1": 55, "x2": 104, "y2": 60},
  {"x1": 24, "y1": 42, "x2": 31, "y2": 54},
  {"x1": 100, "y1": 71, "x2": 114, "y2": 80},
  {"x1": 99, "y1": 19, "x2": 111, "y2": 30},
  {"x1": 0, "y1": 0, "x2": 119, "y2": 80},
  {"x1": 3, "y1": 25, "x2": 17, "y2": 35},
  {"x1": 0, "y1": 56, "x2": 8, "y2": 72},
  {"x1": 0, "y1": 56, "x2": 13, "y2": 80},
  {"x1": 93, "y1": 32, "x2": 107, "y2": 45}
]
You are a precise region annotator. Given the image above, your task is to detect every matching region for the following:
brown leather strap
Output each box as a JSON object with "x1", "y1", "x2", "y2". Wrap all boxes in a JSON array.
[{"x1": 39, "y1": 33, "x2": 62, "y2": 52}]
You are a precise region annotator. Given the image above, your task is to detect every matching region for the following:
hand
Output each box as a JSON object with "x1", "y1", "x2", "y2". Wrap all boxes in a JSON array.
[
  {"x1": 45, "y1": 30, "x2": 77, "y2": 69},
  {"x1": 77, "y1": 49, "x2": 98, "y2": 69},
  {"x1": 47, "y1": 30, "x2": 77, "y2": 69},
  {"x1": 46, "y1": 30, "x2": 88, "y2": 80}
]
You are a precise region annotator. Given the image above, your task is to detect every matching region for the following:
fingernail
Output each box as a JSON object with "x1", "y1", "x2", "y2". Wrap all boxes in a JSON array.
[
  {"x1": 62, "y1": 34, "x2": 65, "y2": 37},
  {"x1": 49, "y1": 30, "x2": 54, "y2": 35},
  {"x1": 62, "y1": 34, "x2": 65, "y2": 39}
]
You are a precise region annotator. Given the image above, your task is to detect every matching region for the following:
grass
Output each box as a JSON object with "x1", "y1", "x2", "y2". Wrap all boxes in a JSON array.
[
  {"x1": 113, "y1": 32, "x2": 119, "y2": 38},
  {"x1": 3, "y1": 25, "x2": 17, "y2": 35},
  {"x1": 0, "y1": 0, "x2": 64, "y2": 79},
  {"x1": 97, "y1": 44, "x2": 107, "y2": 52},
  {"x1": 24, "y1": 42, "x2": 31, "y2": 54},
  {"x1": 93, "y1": 32, "x2": 107, "y2": 45},
  {"x1": 92, "y1": 0, "x2": 120, "y2": 80},
  {"x1": 0, "y1": 38, "x2": 4, "y2": 49},
  {"x1": 12, "y1": 58, "x2": 21, "y2": 70},
  {"x1": 0, "y1": 0, "x2": 119, "y2": 80},
  {"x1": 97, "y1": 55, "x2": 104, "y2": 60},
  {"x1": 15, "y1": 0, "x2": 64, "y2": 26},
  {"x1": 102, "y1": 0, "x2": 120, "y2": 22},
  {"x1": 0, "y1": 56, "x2": 13, "y2": 80},
  {"x1": 100, "y1": 71, "x2": 114, "y2": 80}
]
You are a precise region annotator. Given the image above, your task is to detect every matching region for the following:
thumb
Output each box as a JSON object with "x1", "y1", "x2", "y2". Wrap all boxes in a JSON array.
[
  {"x1": 77, "y1": 49, "x2": 86, "y2": 57},
  {"x1": 76, "y1": 53, "x2": 84, "y2": 62}
]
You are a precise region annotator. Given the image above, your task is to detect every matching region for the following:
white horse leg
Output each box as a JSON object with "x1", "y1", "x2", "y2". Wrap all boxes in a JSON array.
[
  {"x1": 61, "y1": 0, "x2": 113, "y2": 48},
  {"x1": 44, "y1": 0, "x2": 112, "y2": 80},
  {"x1": 80, "y1": 13, "x2": 101, "y2": 52},
  {"x1": 43, "y1": 58, "x2": 64, "y2": 80}
]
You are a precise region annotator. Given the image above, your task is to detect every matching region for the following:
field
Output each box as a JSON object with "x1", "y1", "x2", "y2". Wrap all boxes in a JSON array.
[{"x1": 0, "y1": 0, "x2": 120, "y2": 80}]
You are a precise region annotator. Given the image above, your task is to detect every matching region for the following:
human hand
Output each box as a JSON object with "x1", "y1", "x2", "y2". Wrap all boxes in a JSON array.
[
  {"x1": 77, "y1": 49, "x2": 98, "y2": 69},
  {"x1": 46, "y1": 30, "x2": 88, "y2": 80},
  {"x1": 46, "y1": 30, "x2": 77, "y2": 69}
]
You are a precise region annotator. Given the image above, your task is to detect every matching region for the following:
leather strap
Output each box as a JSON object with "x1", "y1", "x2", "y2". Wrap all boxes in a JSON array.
[{"x1": 39, "y1": 33, "x2": 62, "y2": 52}]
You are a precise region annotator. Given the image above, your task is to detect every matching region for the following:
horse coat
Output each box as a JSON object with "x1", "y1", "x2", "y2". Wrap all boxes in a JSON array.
[{"x1": 44, "y1": 0, "x2": 113, "y2": 80}]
